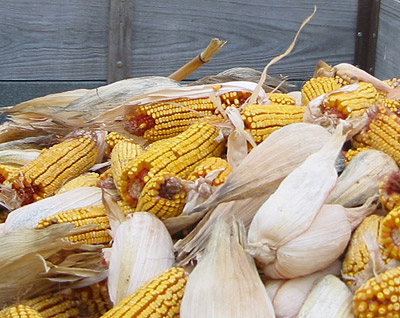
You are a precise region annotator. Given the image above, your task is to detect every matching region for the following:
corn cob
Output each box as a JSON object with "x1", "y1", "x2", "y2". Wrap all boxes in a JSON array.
[
  {"x1": 266, "y1": 92, "x2": 296, "y2": 105},
  {"x1": 379, "y1": 171, "x2": 400, "y2": 212},
  {"x1": 98, "y1": 168, "x2": 115, "y2": 190},
  {"x1": 385, "y1": 78, "x2": 400, "y2": 88},
  {"x1": 323, "y1": 82, "x2": 378, "y2": 118},
  {"x1": 301, "y1": 77, "x2": 341, "y2": 105},
  {"x1": 334, "y1": 75, "x2": 352, "y2": 87},
  {"x1": 105, "y1": 131, "x2": 132, "y2": 149},
  {"x1": 344, "y1": 147, "x2": 371, "y2": 163},
  {"x1": 99, "y1": 267, "x2": 188, "y2": 318},
  {"x1": 241, "y1": 104, "x2": 306, "y2": 144},
  {"x1": 117, "y1": 199, "x2": 136, "y2": 216},
  {"x1": 379, "y1": 206, "x2": 400, "y2": 260},
  {"x1": 187, "y1": 156, "x2": 232, "y2": 186},
  {"x1": 13, "y1": 135, "x2": 98, "y2": 205},
  {"x1": 22, "y1": 293, "x2": 80, "y2": 318},
  {"x1": 123, "y1": 91, "x2": 251, "y2": 142},
  {"x1": 56, "y1": 172, "x2": 100, "y2": 194},
  {"x1": 35, "y1": 205, "x2": 111, "y2": 246},
  {"x1": 342, "y1": 215, "x2": 384, "y2": 289},
  {"x1": 0, "y1": 164, "x2": 20, "y2": 185},
  {"x1": 72, "y1": 280, "x2": 113, "y2": 318},
  {"x1": 118, "y1": 119, "x2": 226, "y2": 206},
  {"x1": 135, "y1": 173, "x2": 186, "y2": 220},
  {"x1": 352, "y1": 105, "x2": 400, "y2": 165},
  {"x1": 110, "y1": 140, "x2": 143, "y2": 195},
  {"x1": 353, "y1": 266, "x2": 400, "y2": 318},
  {"x1": 0, "y1": 305, "x2": 43, "y2": 318}
]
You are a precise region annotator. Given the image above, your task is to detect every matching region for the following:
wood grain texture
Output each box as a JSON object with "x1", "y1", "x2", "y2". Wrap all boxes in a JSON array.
[
  {"x1": 0, "y1": 0, "x2": 109, "y2": 80},
  {"x1": 108, "y1": 0, "x2": 134, "y2": 83},
  {"x1": 0, "y1": 0, "x2": 358, "y2": 81},
  {"x1": 130, "y1": 0, "x2": 358, "y2": 80},
  {"x1": 374, "y1": 0, "x2": 400, "y2": 79}
]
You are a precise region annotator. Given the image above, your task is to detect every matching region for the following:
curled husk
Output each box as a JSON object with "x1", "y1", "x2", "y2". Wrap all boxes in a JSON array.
[
  {"x1": 108, "y1": 212, "x2": 175, "y2": 305},
  {"x1": 180, "y1": 219, "x2": 275, "y2": 318},
  {"x1": 264, "y1": 260, "x2": 341, "y2": 318},
  {"x1": 297, "y1": 274, "x2": 353, "y2": 318},
  {"x1": 247, "y1": 126, "x2": 351, "y2": 278}
]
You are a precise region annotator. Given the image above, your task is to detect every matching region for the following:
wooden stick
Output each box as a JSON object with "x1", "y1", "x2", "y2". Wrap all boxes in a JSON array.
[{"x1": 168, "y1": 38, "x2": 227, "y2": 82}]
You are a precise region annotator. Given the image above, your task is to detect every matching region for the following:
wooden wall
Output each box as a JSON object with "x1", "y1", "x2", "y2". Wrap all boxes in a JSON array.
[
  {"x1": 375, "y1": 0, "x2": 400, "y2": 80},
  {"x1": 1, "y1": 0, "x2": 360, "y2": 106}
]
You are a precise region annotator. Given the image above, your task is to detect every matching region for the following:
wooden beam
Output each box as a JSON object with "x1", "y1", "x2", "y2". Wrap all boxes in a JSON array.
[
  {"x1": 108, "y1": 0, "x2": 134, "y2": 83},
  {"x1": 354, "y1": 0, "x2": 380, "y2": 74}
]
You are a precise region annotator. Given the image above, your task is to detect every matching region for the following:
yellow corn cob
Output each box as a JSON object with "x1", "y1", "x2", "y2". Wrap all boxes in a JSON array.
[
  {"x1": 123, "y1": 91, "x2": 251, "y2": 142},
  {"x1": 35, "y1": 205, "x2": 111, "y2": 246},
  {"x1": 117, "y1": 199, "x2": 136, "y2": 216},
  {"x1": 0, "y1": 305, "x2": 43, "y2": 318},
  {"x1": 99, "y1": 267, "x2": 188, "y2": 318},
  {"x1": 334, "y1": 74, "x2": 352, "y2": 87},
  {"x1": 379, "y1": 171, "x2": 400, "y2": 212},
  {"x1": 0, "y1": 164, "x2": 20, "y2": 185},
  {"x1": 118, "y1": 119, "x2": 226, "y2": 206},
  {"x1": 187, "y1": 156, "x2": 232, "y2": 186},
  {"x1": 111, "y1": 140, "x2": 143, "y2": 196},
  {"x1": 353, "y1": 266, "x2": 400, "y2": 318},
  {"x1": 72, "y1": 280, "x2": 113, "y2": 318},
  {"x1": 22, "y1": 293, "x2": 79, "y2": 318},
  {"x1": 241, "y1": 104, "x2": 306, "y2": 144},
  {"x1": 324, "y1": 82, "x2": 378, "y2": 118},
  {"x1": 56, "y1": 172, "x2": 100, "y2": 194},
  {"x1": 352, "y1": 105, "x2": 400, "y2": 165},
  {"x1": 379, "y1": 206, "x2": 400, "y2": 260},
  {"x1": 266, "y1": 92, "x2": 296, "y2": 105},
  {"x1": 135, "y1": 173, "x2": 186, "y2": 220},
  {"x1": 384, "y1": 78, "x2": 400, "y2": 88},
  {"x1": 301, "y1": 77, "x2": 341, "y2": 105},
  {"x1": 344, "y1": 147, "x2": 371, "y2": 164},
  {"x1": 342, "y1": 215, "x2": 384, "y2": 289},
  {"x1": 14, "y1": 135, "x2": 98, "y2": 205}
]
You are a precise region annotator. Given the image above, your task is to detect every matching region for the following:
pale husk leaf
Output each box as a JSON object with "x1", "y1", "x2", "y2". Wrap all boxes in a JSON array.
[
  {"x1": 265, "y1": 260, "x2": 341, "y2": 318},
  {"x1": 180, "y1": 219, "x2": 275, "y2": 318},
  {"x1": 327, "y1": 149, "x2": 399, "y2": 207},
  {"x1": 0, "y1": 223, "x2": 106, "y2": 306},
  {"x1": 108, "y1": 212, "x2": 175, "y2": 305},
  {"x1": 247, "y1": 125, "x2": 346, "y2": 258},
  {"x1": 190, "y1": 123, "x2": 332, "y2": 215},
  {"x1": 259, "y1": 204, "x2": 351, "y2": 279},
  {"x1": 297, "y1": 274, "x2": 353, "y2": 318},
  {"x1": 4, "y1": 187, "x2": 102, "y2": 233},
  {"x1": 0, "y1": 149, "x2": 40, "y2": 166}
]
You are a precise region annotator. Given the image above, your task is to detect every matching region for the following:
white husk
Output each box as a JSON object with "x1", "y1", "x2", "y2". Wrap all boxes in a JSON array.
[
  {"x1": 327, "y1": 150, "x2": 399, "y2": 207},
  {"x1": 107, "y1": 212, "x2": 175, "y2": 305},
  {"x1": 4, "y1": 187, "x2": 102, "y2": 233},
  {"x1": 297, "y1": 275, "x2": 353, "y2": 318},
  {"x1": 180, "y1": 219, "x2": 275, "y2": 318},
  {"x1": 264, "y1": 260, "x2": 341, "y2": 318},
  {"x1": 190, "y1": 123, "x2": 332, "y2": 215},
  {"x1": 0, "y1": 149, "x2": 40, "y2": 166},
  {"x1": 247, "y1": 126, "x2": 349, "y2": 278}
]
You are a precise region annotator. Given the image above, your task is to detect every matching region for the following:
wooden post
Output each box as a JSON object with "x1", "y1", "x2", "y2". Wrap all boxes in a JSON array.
[
  {"x1": 107, "y1": 0, "x2": 134, "y2": 83},
  {"x1": 354, "y1": 0, "x2": 380, "y2": 74}
]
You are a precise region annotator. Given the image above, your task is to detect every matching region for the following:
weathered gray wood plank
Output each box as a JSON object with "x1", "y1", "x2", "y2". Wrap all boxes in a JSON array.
[
  {"x1": 108, "y1": 0, "x2": 134, "y2": 83},
  {"x1": 0, "y1": 0, "x2": 109, "y2": 80},
  {"x1": 0, "y1": 81, "x2": 106, "y2": 107},
  {"x1": 130, "y1": 0, "x2": 358, "y2": 80},
  {"x1": 1, "y1": 0, "x2": 358, "y2": 81},
  {"x1": 375, "y1": 0, "x2": 400, "y2": 79}
]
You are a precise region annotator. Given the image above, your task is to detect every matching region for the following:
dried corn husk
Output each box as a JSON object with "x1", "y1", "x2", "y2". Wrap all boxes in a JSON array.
[
  {"x1": 297, "y1": 275, "x2": 353, "y2": 318},
  {"x1": 108, "y1": 212, "x2": 175, "y2": 305},
  {"x1": 0, "y1": 223, "x2": 106, "y2": 306},
  {"x1": 3, "y1": 187, "x2": 102, "y2": 233},
  {"x1": 0, "y1": 149, "x2": 40, "y2": 166},
  {"x1": 247, "y1": 126, "x2": 352, "y2": 278},
  {"x1": 264, "y1": 260, "x2": 341, "y2": 318},
  {"x1": 180, "y1": 219, "x2": 275, "y2": 317},
  {"x1": 189, "y1": 123, "x2": 332, "y2": 215},
  {"x1": 327, "y1": 149, "x2": 399, "y2": 207}
]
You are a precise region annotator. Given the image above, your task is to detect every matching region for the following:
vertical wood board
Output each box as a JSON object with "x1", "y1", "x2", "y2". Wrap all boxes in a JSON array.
[{"x1": 374, "y1": 0, "x2": 400, "y2": 79}]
